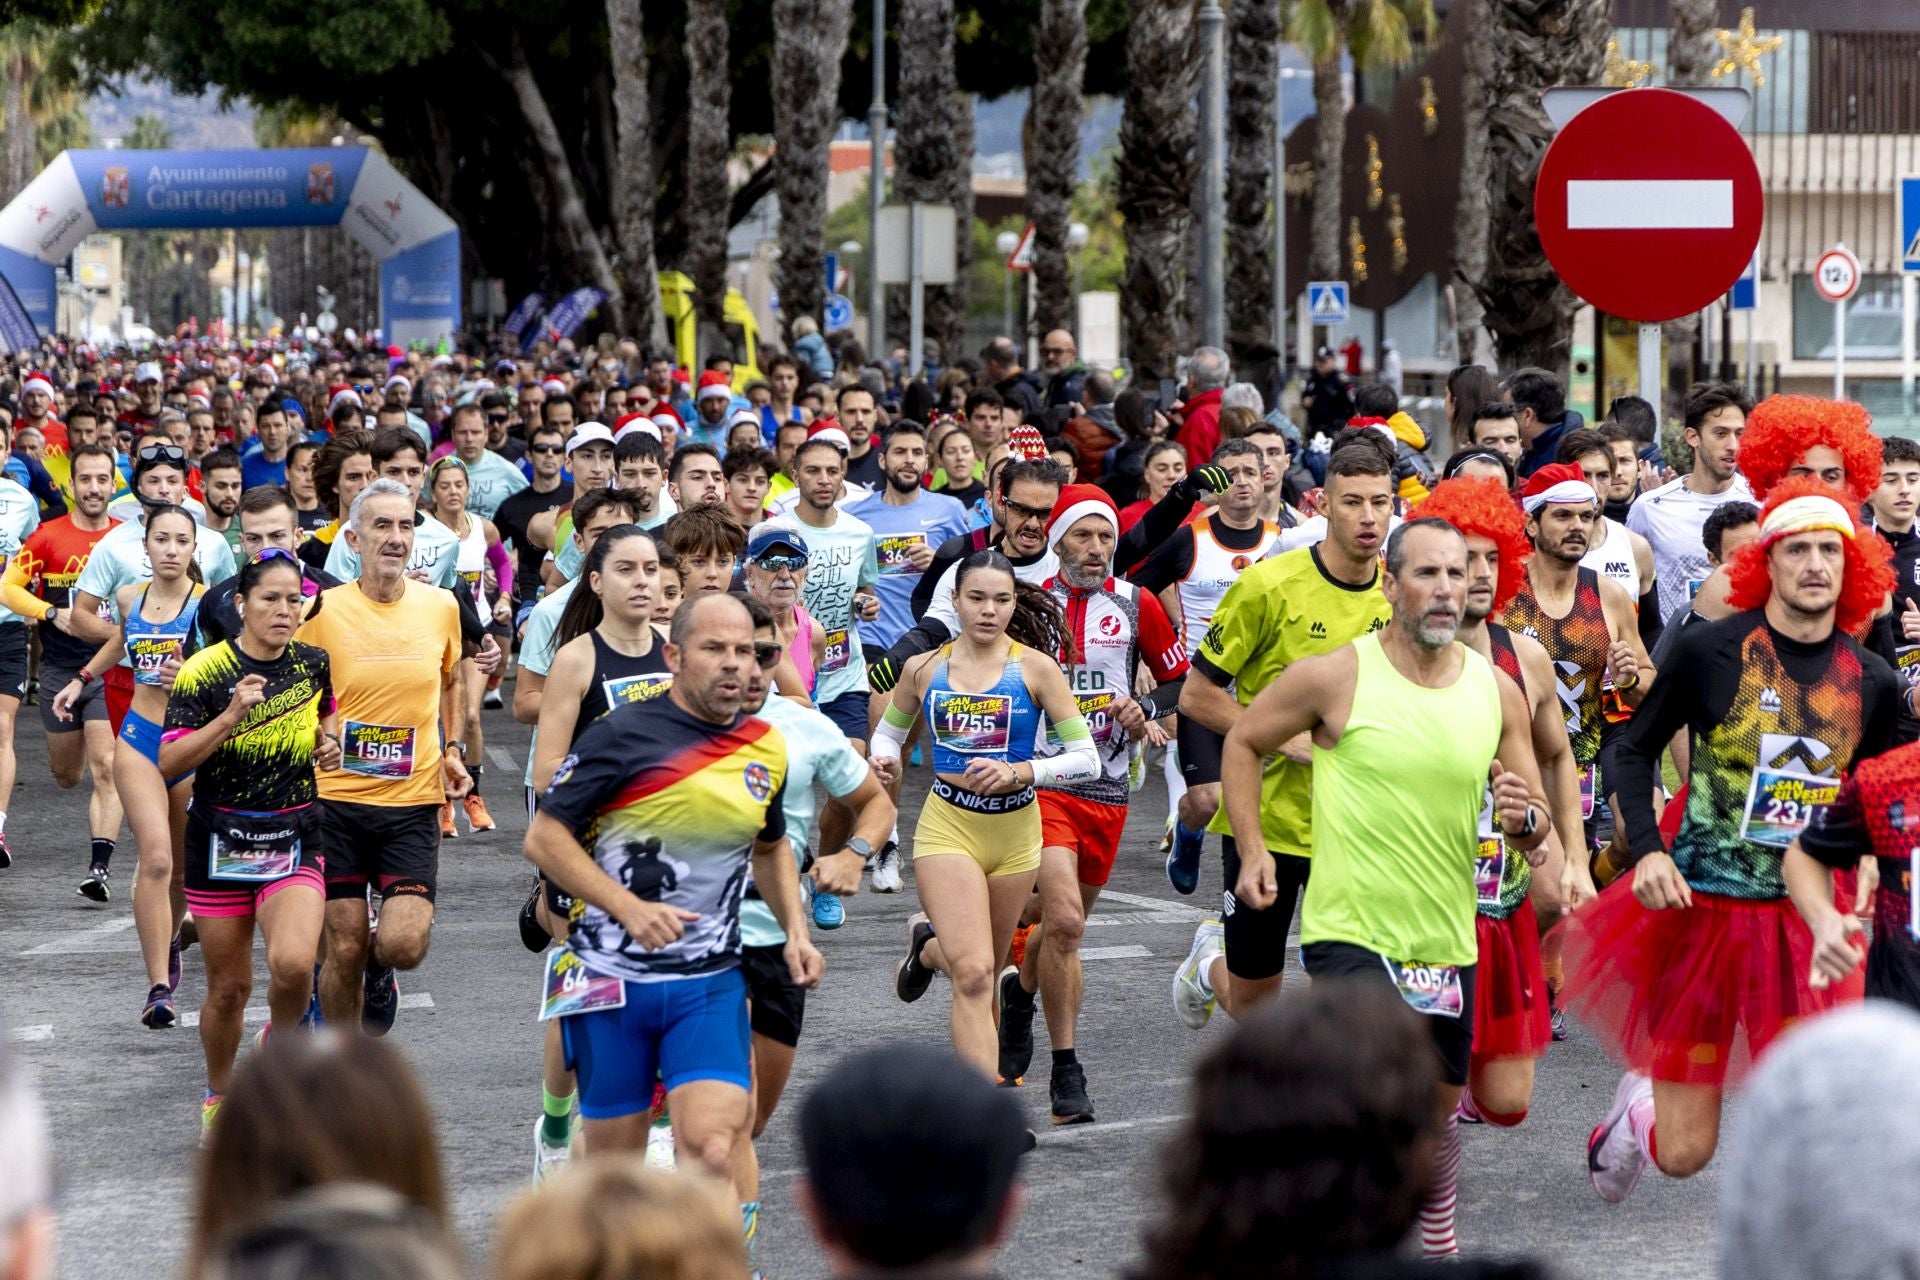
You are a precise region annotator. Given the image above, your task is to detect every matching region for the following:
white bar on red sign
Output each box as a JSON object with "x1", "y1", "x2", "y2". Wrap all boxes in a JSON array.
[{"x1": 1565, "y1": 180, "x2": 1734, "y2": 230}]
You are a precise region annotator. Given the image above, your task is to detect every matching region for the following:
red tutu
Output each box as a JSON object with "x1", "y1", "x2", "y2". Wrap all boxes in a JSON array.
[
  {"x1": 1472, "y1": 899, "x2": 1551, "y2": 1062},
  {"x1": 1558, "y1": 880, "x2": 1864, "y2": 1088}
]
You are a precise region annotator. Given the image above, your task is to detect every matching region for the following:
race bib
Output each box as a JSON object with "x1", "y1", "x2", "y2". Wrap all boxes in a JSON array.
[
  {"x1": 820, "y1": 628, "x2": 851, "y2": 673},
  {"x1": 1579, "y1": 765, "x2": 1596, "y2": 821},
  {"x1": 540, "y1": 947, "x2": 627, "y2": 1021},
  {"x1": 1687, "y1": 578, "x2": 1706, "y2": 600},
  {"x1": 1383, "y1": 957, "x2": 1465, "y2": 1019},
  {"x1": 206, "y1": 808, "x2": 303, "y2": 882},
  {"x1": 1898, "y1": 646, "x2": 1920, "y2": 691},
  {"x1": 603, "y1": 672, "x2": 672, "y2": 708},
  {"x1": 930, "y1": 690, "x2": 1012, "y2": 754},
  {"x1": 876, "y1": 533, "x2": 927, "y2": 577},
  {"x1": 342, "y1": 721, "x2": 418, "y2": 778},
  {"x1": 459, "y1": 568, "x2": 485, "y2": 610},
  {"x1": 1474, "y1": 838, "x2": 1504, "y2": 908},
  {"x1": 1740, "y1": 768, "x2": 1839, "y2": 849},
  {"x1": 1048, "y1": 689, "x2": 1117, "y2": 746},
  {"x1": 127, "y1": 634, "x2": 178, "y2": 686}
]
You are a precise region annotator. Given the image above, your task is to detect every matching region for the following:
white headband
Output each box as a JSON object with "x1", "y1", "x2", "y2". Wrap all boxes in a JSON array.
[
  {"x1": 1521, "y1": 480, "x2": 1598, "y2": 515},
  {"x1": 1761, "y1": 494, "x2": 1855, "y2": 545}
]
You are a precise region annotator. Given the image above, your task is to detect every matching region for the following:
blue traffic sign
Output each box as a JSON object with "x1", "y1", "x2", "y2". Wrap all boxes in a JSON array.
[
  {"x1": 1729, "y1": 256, "x2": 1756, "y2": 311},
  {"x1": 824, "y1": 292, "x2": 855, "y2": 331},
  {"x1": 1901, "y1": 175, "x2": 1920, "y2": 274},
  {"x1": 1308, "y1": 281, "x2": 1349, "y2": 325}
]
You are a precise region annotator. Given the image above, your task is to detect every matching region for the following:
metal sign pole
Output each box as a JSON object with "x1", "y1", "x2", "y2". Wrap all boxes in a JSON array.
[
  {"x1": 1638, "y1": 322, "x2": 1661, "y2": 431},
  {"x1": 1835, "y1": 297, "x2": 1846, "y2": 400},
  {"x1": 908, "y1": 202, "x2": 925, "y2": 378}
]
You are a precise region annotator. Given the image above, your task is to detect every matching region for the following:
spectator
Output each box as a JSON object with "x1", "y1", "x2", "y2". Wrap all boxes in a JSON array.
[
  {"x1": 1351, "y1": 381, "x2": 1434, "y2": 504},
  {"x1": 1379, "y1": 338, "x2": 1403, "y2": 396},
  {"x1": 493, "y1": 1156, "x2": 746, "y2": 1280},
  {"x1": 188, "y1": 1030, "x2": 449, "y2": 1279},
  {"x1": 978, "y1": 337, "x2": 1043, "y2": 420},
  {"x1": 791, "y1": 316, "x2": 835, "y2": 380},
  {"x1": 1300, "y1": 345, "x2": 1355, "y2": 444},
  {"x1": 1220, "y1": 381, "x2": 1264, "y2": 416},
  {"x1": 0, "y1": 1042, "x2": 52, "y2": 1280},
  {"x1": 1039, "y1": 329, "x2": 1087, "y2": 411},
  {"x1": 1100, "y1": 386, "x2": 1169, "y2": 507},
  {"x1": 1444, "y1": 364, "x2": 1502, "y2": 452},
  {"x1": 200, "y1": 1184, "x2": 464, "y2": 1280},
  {"x1": 1175, "y1": 345, "x2": 1230, "y2": 468},
  {"x1": 1506, "y1": 366, "x2": 1585, "y2": 479},
  {"x1": 1217, "y1": 405, "x2": 1261, "y2": 443},
  {"x1": 798, "y1": 1044, "x2": 1027, "y2": 1277},
  {"x1": 1720, "y1": 1003, "x2": 1920, "y2": 1280}
]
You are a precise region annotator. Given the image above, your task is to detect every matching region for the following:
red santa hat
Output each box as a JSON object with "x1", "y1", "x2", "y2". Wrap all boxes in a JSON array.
[
  {"x1": 20, "y1": 373, "x2": 54, "y2": 401},
  {"x1": 1047, "y1": 483, "x2": 1120, "y2": 548},
  {"x1": 540, "y1": 376, "x2": 568, "y2": 397},
  {"x1": 613, "y1": 411, "x2": 661, "y2": 443},
  {"x1": 806, "y1": 419, "x2": 850, "y2": 451},
  {"x1": 696, "y1": 370, "x2": 733, "y2": 402},
  {"x1": 327, "y1": 385, "x2": 363, "y2": 417}
]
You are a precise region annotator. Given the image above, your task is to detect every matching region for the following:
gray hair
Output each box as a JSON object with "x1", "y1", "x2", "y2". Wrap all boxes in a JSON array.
[
  {"x1": 1221, "y1": 381, "x2": 1265, "y2": 415},
  {"x1": 1187, "y1": 347, "x2": 1231, "y2": 393},
  {"x1": 348, "y1": 477, "x2": 415, "y2": 534},
  {"x1": 1383, "y1": 516, "x2": 1464, "y2": 578}
]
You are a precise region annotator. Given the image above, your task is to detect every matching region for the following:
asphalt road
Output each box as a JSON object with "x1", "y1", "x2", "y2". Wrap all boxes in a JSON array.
[{"x1": 0, "y1": 694, "x2": 1721, "y2": 1278}]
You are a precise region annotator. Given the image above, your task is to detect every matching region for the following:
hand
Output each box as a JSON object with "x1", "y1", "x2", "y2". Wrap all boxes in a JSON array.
[
  {"x1": 405, "y1": 568, "x2": 433, "y2": 583},
  {"x1": 1631, "y1": 850, "x2": 1693, "y2": 910},
  {"x1": 867, "y1": 753, "x2": 900, "y2": 788},
  {"x1": 1855, "y1": 854, "x2": 1880, "y2": 923},
  {"x1": 1109, "y1": 694, "x2": 1147, "y2": 739},
  {"x1": 314, "y1": 732, "x2": 343, "y2": 771},
  {"x1": 811, "y1": 850, "x2": 866, "y2": 896},
  {"x1": 225, "y1": 672, "x2": 267, "y2": 719},
  {"x1": 1490, "y1": 759, "x2": 1533, "y2": 836},
  {"x1": 483, "y1": 567, "x2": 498, "y2": 596},
  {"x1": 1607, "y1": 641, "x2": 1639, "y2": 690},
  {"x1": 1143, "y1": 720, "x2": 1170, "y2": 748},
  {"x1": 1807, "y1": 910, "x2": 1865, "y2": 990},
  {"x1": 472, "y1": 634, "x2": 504, "y2": 676},
  {"x1": 785, "y1": 935, "x2": 826, "y2": 989},
  {"x1": 492, "y1": 596, "x2": 512, "y2": 626},
  {"x1": 1183, "y1": 464, "x2": 1231, "y2": 498},
  {"x1": 1902, "y1": 599, "x2": 1920, "y2": 642},
  {"x1": 854, "y1": 592, "x2": 880, "y2": 623},
  {"x1": 46, "y1": 608, "x2": 72, "y2": 636},
  {"x1": 442, "y1": 752, "x2": 473, "y2": 798},
  {"x1": 1234, "y1": 846, "x2": 1280, "y2": 910},
  {"x1": 962, "y1": 757, "x2": 1023, "y2": 795},
  {"x1": 868, "y1": 655, "x2": 901, "y2": 693},
  {"x1": 157, "y1": 645, "x2": 185, "y2": 692},
  {"x1": 1279, "y1": 732, "x2": 1314, "y2": 765},
  {"x1": 50, "y1": 678, "x2": 81, "y2": 722},
  {"x1": 905, "y1": 541, "x2": 936, "y2": 571},
  {"x1": 617, "y1": 897, "x2": 701, "y2": 951},
  {"x1": 1561, "y1": 851, "x2": 1598, "y2": 910}
]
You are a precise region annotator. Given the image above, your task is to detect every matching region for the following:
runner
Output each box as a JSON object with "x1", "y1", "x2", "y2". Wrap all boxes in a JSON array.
[
  {"x1": 0, "y1": 414, "x2": 43, "y2": 869},
  {"x1": 1171, "y1": 434, "x2": 1394, "y2": 1026},
  {"x1": 1128, "y1": 440, "x2": 1283, "y2": 894},
  {"x1": 197, "y1": 450, "x2": 244, "y2": 558},
  {"x1": 324, "y1": 429, "x2": 462, "y2": 589},
  {"x1": 51, "y1": 506, "x2": 206, "y2": 1028},
  {"x1": 1557, "y1": 428, "x2": 1660, "y2": 644},
  {"x1": 1212, "y1": 516, "x2": 1551, "y2": 1257},
  {"x1": 297, "y1": 478, "x2": 469, "y2": 1036},
  {"x1": 160, "y1": 551, "x2": 338, "y2": 1140},
  {"x1": 872, "y1": 550, "x2": 1096, "y2": 1075},
  {"x1": 1571, "y1": 476, "x2": 1901, "y2": 1201},
  {"x1": 659, "y1": 505, "x2": 745, "y2": 598},
  {"x1": 427, "y1": 455, "x2": 511, "y2": 837},
  {"x1": 527, "y1": 424, "x2": 617, "y2": 586},
  {"x1": 524, "y1": 592, "x2": 822, "y2": 1245},
  {"x1": 285, "y1": 442, "x2": 328, "y2": 532},
  {"x1": 1626, "y1": 382, "x2": 1753, "y2": 624},
  {"x1": 0, "y1": 443, "x2": 121, "y2": 894},
  {"x1": 440, "y1": 400, "x2": 528, "y2": 521},
  {"x1": 741, "y1": 523, "x2": 825, "y2": 710},
  {"x1": 1867, "y1": 435, "x2": 1920, "y2": 742},
  {"x1": 491, "y1": 423, "x2": 569, "y2": 612},
  {"x1": 296, "y1": 431, "x2": 375, "y2": 573},
  {"x1": 188, "y1": 487, "x2": 339, "y2": 654},
  {"x1": 722, "y1": 448, "x2": 774, "y2": 531},
  {"x1": 997, "y1": 486, "x2": 1188, "y2": 1121},
  {"x1": 611, "y1": 431, "x2": 673, "y2": 531}
]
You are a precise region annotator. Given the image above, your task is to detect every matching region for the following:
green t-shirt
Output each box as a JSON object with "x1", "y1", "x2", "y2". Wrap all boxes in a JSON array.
[{"x1": 1198, "y1": 546, "x2": 1390, "y2": 857}]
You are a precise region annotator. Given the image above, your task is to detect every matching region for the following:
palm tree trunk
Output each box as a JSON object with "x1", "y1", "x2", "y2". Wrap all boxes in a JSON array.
[
  {"x1": 893, "y1": 0, "x2": 960, "y2": 352},
  {"x1": 1477, "y1": 0, "x2": 1609, "y2": 372},
  {"x1": 935, "y1": 89, "x2": 974, "y2": 358},
  {"x1": 1661, "y1": 0, "x2": 1719, "y2": 382},
  {"x1": 1225, "y1": 0, "x2": 1281, "y2": 362},
  {"x1": 1307, "y1": 52, "x2": 1345, "y2": 281},
  {"x1": 772, "y1": 0, "x2": 855, "y2": 341},
  {"x1": 1029, "y1": 0, "x2": 1086, "y2": 336},
  {"x1": 1118, "y1": 0, "x2": 1199, "y2": 382},
  {"x1": 3, "y1": 51, "x2": 35, "y2": 202},
  {"x1": 1450, "y1": 0, "x2": 1491, "y2": 362},
  {"x1": 609, "y1": 0, "x2": 670, "y2": 349},
  {"x1": 682, "y1": 0, "x2": 730, "y2": 344}
]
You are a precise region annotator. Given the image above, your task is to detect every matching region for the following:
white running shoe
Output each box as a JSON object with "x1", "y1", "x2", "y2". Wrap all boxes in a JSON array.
[
  {"x1": 1172, "y1": 920, "x2": 1224, "y2": 1030},
  {"x1": 644, "y1": 1117, "x2": 677, "y2": 1170},
  {"x1": 532, "y1": 1116, "x2": 573, "y2": 1187},
  {"x1": 870, "y1": 841, "x2": 904, "y2": 894},
  {"x1": 1587, "y1": 1071, "x2": 1652, "y2": 1204}
]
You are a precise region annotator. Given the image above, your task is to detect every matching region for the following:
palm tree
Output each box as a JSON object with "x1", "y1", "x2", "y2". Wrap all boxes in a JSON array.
[
  {"x1": 1225, "y1": 0, "x2": 1281, "y2": 363},
  {"x1": 1117, "y1": 0, "x2": 1198, "y2": 381},
  {"x1": 941, "y1": 88, "x2": 974, "y2": 357},
  {"x1": 894, "y1": 0, "x2": 960, "y2": 350},
  {"x1": 123, "y1": 112, "x2": 174, "y2": 327},
  {"x1": 772, "y1": 0, "x2": 855, "y2": 340},
  {"x1": 1288, "y1": 0, "x2": 1434, "y2": 282},
  {"x1": 1449, "y1": 0, "x2": 1490, "y2": 362},
  {"x1": 1028, "y1": 0, "x2": 1086, "y2": 336},
  {"x1": 609, "y1": 0, "x2": 669, "y2": 349},
  {"x1": 681, "y1": 0, "x2": 729, "y2": 352},
  {"x1": 1476, "y1": 0, "x2": 1609, "y2": 372}
]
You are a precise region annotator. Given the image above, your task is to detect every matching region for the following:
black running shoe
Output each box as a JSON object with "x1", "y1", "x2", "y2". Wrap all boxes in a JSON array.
[
  {"x1": 1049, "y1": 1061, "x2": 1095, "y2": 1125},
  {"x1": 78, "y1": 866, "x2": 110, "y2": 902},
  {"x1": 894, "y1": 912, "x2": 937, "y2": 1003},
  {"x1": 1549, "y1": 986, "x2": 1569, "y2": 1043},
  {"x1": 0, "y1": 831, "x2": 12, "y2": 869},
  {"x1": 518, "y1": 883, "x2": 549, "y2": 953},
  {"x1": 997, "y1": 967, "x2": 1036, "y2": 1085},
  {"x1": 363, "y1": 960, "x2": 400, "y2": 1036}
]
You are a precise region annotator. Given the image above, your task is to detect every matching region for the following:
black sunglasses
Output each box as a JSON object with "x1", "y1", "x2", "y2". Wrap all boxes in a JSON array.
[
  {"x1": 137, "y1": 441, "x2": 187, "y2": 465},
  {"x1": 485, "y1": 413, "x2": 510, "y2": 425},
  {"x1": 529, "y1": 443, "x2": 564, "y2": 455},
  {"x1": 753, "y1": 641, "x2": 782, "y2": 669}
]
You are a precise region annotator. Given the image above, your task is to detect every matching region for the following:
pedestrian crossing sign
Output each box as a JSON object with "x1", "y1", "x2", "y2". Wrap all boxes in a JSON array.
[
  {"x1": 1902, "y1": 176, "x2": 1920, "y2": 273},
  {"x1": 1308, "y1": 281, "x2": 1349, "y2": 324}
]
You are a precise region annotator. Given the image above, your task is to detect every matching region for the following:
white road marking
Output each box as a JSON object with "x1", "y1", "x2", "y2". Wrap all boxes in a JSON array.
[
  {"x1": 1566, "y1": 179, "x2": 1733, "y2": 230},
  {"x1": 19, "y1": 915, "x2": 136, "y2": 955},
  {"x1": 8, "y1": 1025, "x2": 52, "y2": 1043},
  {"x1": 487, "y1": 746, "x2": 517, "y2": 773},
  {"x1": 1080, "y1": 944, "x2": 1151, "y2": 961},
  {"x1": 180, "y1": 992, "x2": 433, "y2": 1029},
  {"x1": 1096, "y1": 889, "x2": 1207, "y2": 920},
  {"x1": 1086, "y1": 911, "x2": 1204, "y2": 928}
]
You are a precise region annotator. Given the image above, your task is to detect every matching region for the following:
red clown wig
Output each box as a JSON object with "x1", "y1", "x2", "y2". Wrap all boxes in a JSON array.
[
  {"x1": 1410, "y1": 476, "x2": 1532, "y2": 613},
  {"x1": 1736, "y1": 395, "x2": 1882, "y2": 502},
  {"x1": 1724, "y1": 474, "x2": 1893, "y2": 637}
]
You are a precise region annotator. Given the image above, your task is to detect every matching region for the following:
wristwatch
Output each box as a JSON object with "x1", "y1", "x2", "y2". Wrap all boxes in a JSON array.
[
  {"x1": 844, "y1": 837, "x2": 874, "y2": 865},
  {"x1": 446, "y1": 739, "x2": 470, "y2": 758}
]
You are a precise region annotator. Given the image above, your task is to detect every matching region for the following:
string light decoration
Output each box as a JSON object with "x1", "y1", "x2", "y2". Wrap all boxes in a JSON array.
[
  {"x1": 1284, "y1": 161, "x2": 1315, "y2": 199},
  {"x1": 1348, "y1": 216, "x2": 1369, "y2": 283},
  {"x1": 1387, "y1": 194, "x2": 1408, "y2": 274},
  {"x1": 1420, "y1": 76, "x2": 1438, "y2": 136},
  {"x1": 1603, "y1": 39, "x2": 1656, "y2": 88},
  {"x1": 1366, "y1": 134, "x2": 1384, "y2": 210},
  {"x1": 1712, "y1": 8, "x2": 1783, "y2": 85}
]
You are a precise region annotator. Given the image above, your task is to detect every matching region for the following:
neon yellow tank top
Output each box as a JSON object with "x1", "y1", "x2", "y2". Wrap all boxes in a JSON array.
[{"x1": 1300, "y1": 633, "x2": 1503, "y2": 967}]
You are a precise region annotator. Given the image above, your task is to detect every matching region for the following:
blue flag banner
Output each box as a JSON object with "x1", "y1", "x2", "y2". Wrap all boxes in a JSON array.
[
  {"x1": 503, "y1": 292, "x2": 544, "y2": 340},
  {"x1": 546, "y1": 287, "x2": 607, "y2": 340}
]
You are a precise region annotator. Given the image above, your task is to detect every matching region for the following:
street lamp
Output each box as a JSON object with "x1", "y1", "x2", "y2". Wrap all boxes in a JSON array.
[
  {"x1": 996, "y1": 230, "x2": 1020, "y2": 341},
  {"x1": 1067, "y1": 221, "x2": 1089, "y2": 339}
]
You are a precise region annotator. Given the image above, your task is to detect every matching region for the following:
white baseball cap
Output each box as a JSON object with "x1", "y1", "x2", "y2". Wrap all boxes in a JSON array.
[
  {"x1": 134, "y1": 361, "x2": 162, "y2": 385},
  {"x1": 566, "y1": 423, "x2": 615, "y2": 454}
]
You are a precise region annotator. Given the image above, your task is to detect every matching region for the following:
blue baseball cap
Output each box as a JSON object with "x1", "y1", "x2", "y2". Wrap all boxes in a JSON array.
[{"x1": 747, "y1": 522, "x2": 809, "y2": 560}]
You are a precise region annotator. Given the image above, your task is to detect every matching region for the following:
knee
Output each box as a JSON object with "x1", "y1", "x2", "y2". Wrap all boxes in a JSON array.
[
  {"x1": 376, "y1": 927, "x2": 430, "y2": 970},
  {"x1": 949, "y1": 955, "x2": 995, "y2": 1003},
  {"x1": 325, "y1": 923, "x2": 368, "y2": 969},
  {"x1": 1042, "y1": 906, "x2": 1086, "y2": 951},
  {"x1": 266, "y1": 950, "x2": 314, "y2": 990},
  {"x1": 51, "y1": 761, "x2": 81, "y2": 788},
  {"x1": 135, "y1": 846, "x2": 172, "y2": 878},
  {"x1": 691, "y1": 1132, "x2": 733, "y2": 1178},
  {"x1": 1651, "y1": 1127, "x2": 1715, "y2": 1178},
  {"x1": 203, "y1": 972, "x2": 252, "y2": 1015}
]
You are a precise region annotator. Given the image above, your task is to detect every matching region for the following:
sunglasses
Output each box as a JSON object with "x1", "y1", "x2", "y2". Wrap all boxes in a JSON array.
[
  {"x1": 485, "y1": 413, "x2": 510, "y2": 426},
  {"x1": 754, "y1": 641, "x2": 782, "y2": 670},
  {"x1": 137, "y1": 441, "x2": 187, "y2": 465},
  {"x1": 1002, "y1": 497, "x2": 1053, "y2": 522},
  {"x1": 754, "y1": 552, "x2": 808, "y2": 574},
  {"x1": 529, "y1": 443, "x2": 564, "y2": 455},
  {"x1": 252, "y1": 547, "x2": 298, "y2": 565}
]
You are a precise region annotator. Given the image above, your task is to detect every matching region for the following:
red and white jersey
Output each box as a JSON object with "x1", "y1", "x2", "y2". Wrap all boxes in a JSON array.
[
  {"x1": 1176, "y1": 513, "x2": 1284, "y2": 657},
  {"x1": 1038, "y1": 573, "x2": 1188, "y2": 805}
]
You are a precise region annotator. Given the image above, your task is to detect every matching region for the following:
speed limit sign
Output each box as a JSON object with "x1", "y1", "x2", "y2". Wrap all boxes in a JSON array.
[{"x1": 1815, "y1": 245, "x2": 1862, "y2": 303}]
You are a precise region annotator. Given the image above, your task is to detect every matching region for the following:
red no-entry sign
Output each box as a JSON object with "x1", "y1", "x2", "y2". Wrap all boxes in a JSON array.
[{"x1": 1534, "y1": 88, "x2": 1764, "y2": 323}]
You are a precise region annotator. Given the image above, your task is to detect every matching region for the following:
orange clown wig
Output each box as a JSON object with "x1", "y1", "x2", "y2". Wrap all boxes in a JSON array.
[
  {"x1": 1410, "y1": 476, "x2": 1532, "y2": 613},
  {"x1": 1724, "y1": 474, "x2": 1893, "y2": 637},
  {"x1": 1736, "y1": 395, "x2": 1882, "y2": 502}
]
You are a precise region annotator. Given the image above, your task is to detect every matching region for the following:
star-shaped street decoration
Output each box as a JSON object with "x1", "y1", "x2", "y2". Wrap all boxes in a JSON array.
[
  {"x1": 1603, "y1": 39, "x2": 1655, "y2": 89},
  {"x1": 1711, "y1": 7, "x2": 1784, "y2": 86}
]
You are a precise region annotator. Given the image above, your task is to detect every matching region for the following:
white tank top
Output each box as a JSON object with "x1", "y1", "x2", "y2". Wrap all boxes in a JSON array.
[
  {"x1": 1579, "y1": 516, "x2": 1640, "y2": 600},
  {"x1": 452, "y1": 512, "x2": 488, "y2": 612},
  {"x1": 1176, "y1": 513, "x2": 1285, "y2": 657}
]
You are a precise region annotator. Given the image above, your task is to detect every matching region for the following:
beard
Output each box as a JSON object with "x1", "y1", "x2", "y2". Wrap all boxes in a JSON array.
[
  {"x1": 887, "y1": 469, "x2": 922, "y2": 494},
  {"x1": 1061, "y1": 557, "x2": 1108, "y2": 589},
  {"x1": 1410, "y1": 609, "x2": 1461, "y2": 649}
]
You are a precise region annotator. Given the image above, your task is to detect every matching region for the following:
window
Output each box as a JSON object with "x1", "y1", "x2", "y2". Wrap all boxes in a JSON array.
[{"x1": 1793, "y1": 273, "x2": 1905, "y2": 360}]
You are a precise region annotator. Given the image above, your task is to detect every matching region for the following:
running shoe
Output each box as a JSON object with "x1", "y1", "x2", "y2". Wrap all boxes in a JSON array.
[
  {"x1": 895, "y1": 912, "x2": 937, "y2": 1003},
  {"x1": 1158, "y1": 819, "x2": 1174, "y2": 855},
  {"x1": 363, "y1": 959, "x2": 400, "y2": 1036},
  {"x1": 869, "y1": 841, "x2": 904, "y2": 894},
  {"x1": 1165, "y1": 823, "x2": 1204, "y2": 896},
  {"x1": 1172, "y1": 920, "x2": 1224, "y2": 1030},
  {"x1": 1587, "y1": 1071, "x2": 1653, "y2": 1204},
  {"x1": 1456, "y1": 1088, "x2": 1485, "y2": 1125},
  {"x1": 1049, "y1": 1061, "x2": 1095, "y2": 1125},
  {"x1": 1549, "y1": 986, "x2": 1569, "y2": 1042},
  {"x1": 464, "y1": 793, "x2": 497, "y2": 833},
  {"x1": 440, "y1": 802, "x2": 457, "y2": 839},
  {"x1": 483, "y1": 687, "x2": 505, "y2": 709},
  {"x1": 644, "y1": 1117, "x2": 677, "y2": 1170},
  {"x1": 167, "y1": 935, "x2": 183, "y2": 994},
  {"x1": 77, "y1": 866, "x2": 110, "y2": 903},
  {"x1": 178, "y1": 915, "x2": 198, "y2": 952},
  {"x1": 141, "y1": 983, "x2": 176, "y2": 1029},
  {"x1": 200, "y1": 1092, "x2": 222, "y2": 1147},
  {"x1": 253, "y1": 1023, "x2": 270, "y2": 1053},
  {"x1": 812, "y1": 889, "x2": 845, "y2": 929},
  {"x1": 0, "y1": 831, "x2": 12, "y2": 869},
  {"x1": 997, "y1": 967, "x2": 1036, "y2": 1085},
  {"x1": 532, "y1": 1115, "x2": 573, "y2": 1186}
]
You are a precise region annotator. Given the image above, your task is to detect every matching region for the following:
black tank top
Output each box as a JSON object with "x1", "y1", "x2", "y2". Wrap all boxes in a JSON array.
[{"x1": 572, "y1": 627, "x2": 673, "y2": 744}]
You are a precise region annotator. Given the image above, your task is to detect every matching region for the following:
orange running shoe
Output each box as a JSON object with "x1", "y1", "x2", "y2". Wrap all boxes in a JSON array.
[
  {"x1": 464, "y1": 794, "x2": 497, "y2": 833},
  {"x1": 440, "y1": 802, "x2": 457, "y2": 839},
  {"x1": 1009, "y1": 922, "x2": 1033, "y2": 970}
]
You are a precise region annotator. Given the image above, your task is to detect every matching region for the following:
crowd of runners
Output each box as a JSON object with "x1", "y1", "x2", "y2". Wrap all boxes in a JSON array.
[{"x1": 1, "y1": 331, "x2": 1915, "y2": 1273}]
